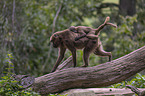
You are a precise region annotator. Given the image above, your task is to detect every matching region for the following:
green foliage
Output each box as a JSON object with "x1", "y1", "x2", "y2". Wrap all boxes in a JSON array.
[
  {"x1": 137, "y1": 0, "x2": 145, "y2": 25},
  {"x1": 112, "y1": 15, "x2": 138, "y2": 56},
  {"x1": 0, "y1": 53, "x2": 67, "y2": 96},
  {"x1": 0, "y1": 0, "x2": 103, "y2": 76},
  {"x1": 111, "y1": 73, "x2": 145, "y2": 88},
  {"x1": 0, "y1": 53, "x2": 40, "y2": 96},
  {"x1": 100, "y1": 15, "x2": 145, "y2": 60}
]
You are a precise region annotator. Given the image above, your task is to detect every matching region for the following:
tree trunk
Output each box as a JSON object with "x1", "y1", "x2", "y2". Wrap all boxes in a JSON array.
[
  {"x1": 33, "y1": 46, "x2": 145, "y2": 95},
  {"x1": 119, "y1": 0, "x2": 136, "y2": 16}
]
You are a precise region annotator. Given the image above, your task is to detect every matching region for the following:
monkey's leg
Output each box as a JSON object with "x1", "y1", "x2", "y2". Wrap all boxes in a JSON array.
[
  {"x1": 75, "y1": 33, "x2": 98, "y2": 41},
  {"x1": 94, "y1": 45, "x2": 112, "y2": 61},
  {"x1": 95, "y1": 17, "x2": 110, "y2": 35},
  {"x1": 51, "y1": 47, "x2": 66, "y2": 72},
  {"x1": 86, "y1": 34, "x2": 98, "y2": 40},
  {"x1": 71, "y1": 49, "x2": 77, "y2": 67},
  {"x1": 106, "y1": 23, "x2": 117, "y2": 28},
  {"x1": 75, "y1": 34, "x2": 86, "y2": 41},
  {"x1": 95, "y1": 17, "x2": 117, "y2": 35},
  {"x1": 95, "y1": 23, "x2": 107, "y2": 35},
  {"x1": 82, "y1": 40, "x2": 98, "y2": 67},
  {"x1": 64, "y1": 40, "x2": 77, "y2": 67},
  {"x1": 82, "y1": 48, "x2": 90, "y2": 67}
]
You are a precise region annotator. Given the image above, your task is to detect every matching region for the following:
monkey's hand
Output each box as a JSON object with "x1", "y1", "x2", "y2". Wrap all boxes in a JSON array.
[
  {"x1": 75, "y1": 34, "x2": 86, "y2": 41},
  {"x1": 75, "y1": 37, "x2": 80, "y2": 41}
]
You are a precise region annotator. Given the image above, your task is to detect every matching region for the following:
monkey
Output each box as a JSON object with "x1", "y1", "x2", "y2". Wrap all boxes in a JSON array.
[
  {"x1": 50, "y1": 30, "x2": 99, "y2": 72},
  {"x1": 69, "y1": 26, "x2": 98, "y2": 41},
  {"x1": 50, "y1": 17, "x2": 115, "y2": 72},
  {"x1": 68, "y1": 16, "x2": 116, "y2": 63},
  {"x1": 69, "y1": 16, "x2": 117, "y2": 41}
]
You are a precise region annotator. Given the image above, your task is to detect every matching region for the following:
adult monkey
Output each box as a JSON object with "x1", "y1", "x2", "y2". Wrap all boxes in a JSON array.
[
  {"x1": 50, "y1": 17, "x2": 117, "y2": 72},
  {"x1": 50, "y1": 30, "x2": 96, "y2": 72}
]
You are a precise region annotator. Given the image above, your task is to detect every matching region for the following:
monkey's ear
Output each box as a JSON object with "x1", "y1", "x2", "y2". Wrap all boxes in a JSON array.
[{"x1": 69, "y1": 26, "x2": 76, "y2": 32}]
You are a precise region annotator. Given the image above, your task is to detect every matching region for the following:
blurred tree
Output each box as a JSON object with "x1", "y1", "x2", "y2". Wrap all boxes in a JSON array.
[{"x1": 119, "y1": 0, "x2": 136, "y2": 16}]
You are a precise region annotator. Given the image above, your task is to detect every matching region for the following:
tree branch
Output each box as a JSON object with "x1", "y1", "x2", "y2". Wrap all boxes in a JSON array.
[
  {"x1": 52, "y1": 4, "x2": 62, "y2": 34},
  {"x1": 96, "y1": 3, "x2": 119, "y2": 14},
  {"x1": 12, "y1": 0, "x2": 15, "y2": 30},
  {"x1": 126, "y1": 85, "x2": 140, "y2": 95},
  {"x1": 42, "y1": 4, "x2": 62, "y2": 71},
  {"x1": 33, "y1": 46, "x2": 145, "y2": 95},
  {"x1": 126, "y1": 85, "x2": 145, "y2": 96},
  {"x1": 56, "y1": 56, "x2": 73, "y2": 71}
]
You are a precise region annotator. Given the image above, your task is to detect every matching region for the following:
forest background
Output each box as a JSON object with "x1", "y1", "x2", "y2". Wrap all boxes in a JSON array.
[{"x1": 0, "y1": 0, "x2": 145, "y2": 78}]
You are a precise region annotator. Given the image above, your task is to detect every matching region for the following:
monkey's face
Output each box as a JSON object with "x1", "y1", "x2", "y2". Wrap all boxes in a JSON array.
[
  {"x1": 50, "y1": 34, "x2": 62, "y2": 48},
  {"x1": 69, "y1": 26, "x2": 77, "y2": 33}
]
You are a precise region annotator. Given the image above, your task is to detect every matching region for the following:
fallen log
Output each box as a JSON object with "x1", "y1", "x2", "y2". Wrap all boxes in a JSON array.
[{"x1": 33, "y1": 46, "x2": 145, "y2": 95}]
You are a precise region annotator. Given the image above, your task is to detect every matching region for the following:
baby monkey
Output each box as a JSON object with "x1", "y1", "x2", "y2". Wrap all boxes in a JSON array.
[{"x1": 69, "y1": 16, "x2": 117, "y2": 41}]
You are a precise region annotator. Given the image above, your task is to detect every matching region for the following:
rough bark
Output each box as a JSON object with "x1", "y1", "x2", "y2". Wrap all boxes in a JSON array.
[
  {"x1": 119, "y1": 0, "x2": 136, "y2": 16},
  {"x1": 126, "y1": 85, "x2": 145, "y2": 96},
  {"x1": 56, "y1": 56, "x2": 73, "y2": 71},
  {"x1": 33, "y1": 46, "x2": 145, "y2": 95}
]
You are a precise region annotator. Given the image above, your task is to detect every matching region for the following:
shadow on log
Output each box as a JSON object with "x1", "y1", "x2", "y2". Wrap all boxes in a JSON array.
[{"x1": 32, "y1": 46, "x2": 145, "y2": 95}]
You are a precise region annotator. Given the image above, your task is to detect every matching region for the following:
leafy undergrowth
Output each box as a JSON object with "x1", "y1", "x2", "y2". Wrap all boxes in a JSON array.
[
  {"x1": 111, "y1": 73, "x2": 145, "y2": 88},
  {"x1": 0, "y1": 53, "x2": 67, "y2": 96}
]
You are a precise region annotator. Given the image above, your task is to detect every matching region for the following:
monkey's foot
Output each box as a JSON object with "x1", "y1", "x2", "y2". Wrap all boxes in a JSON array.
[
  {"x1": 51, "y1": 68, "x2": 56, "y2": 73},
  {"x1": 104, "y1": 16, "x2": 110, "y2": 24},
  {"x1": 106, "y1": 23, "x2": 117, "y2": 28},
  {"x1": 81, "y1": 65, "x2": 88, "y2": 67}
]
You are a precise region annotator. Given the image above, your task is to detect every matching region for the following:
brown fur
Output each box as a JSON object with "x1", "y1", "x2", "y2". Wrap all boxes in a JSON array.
[
  {"x1": 50, "y1": 27, "x2": 112, "y2": 72},
  {"x1": 69, "y1": 16, "x2": 117, "y2": 41}
]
